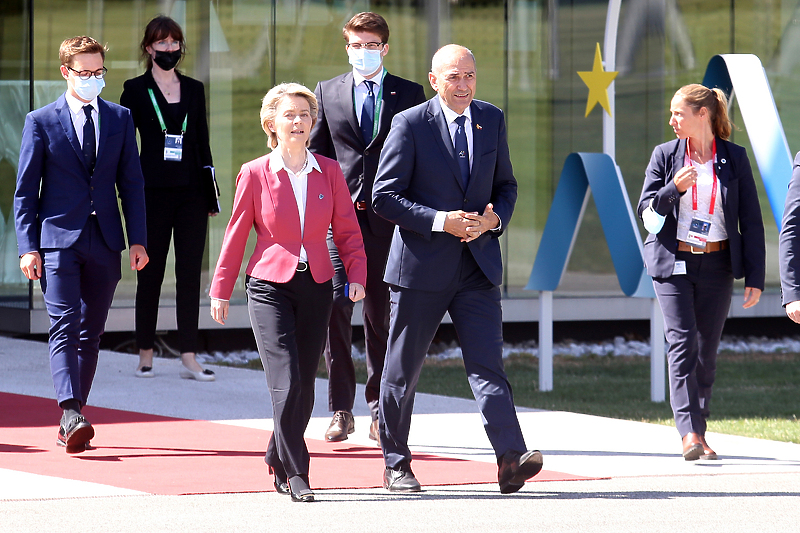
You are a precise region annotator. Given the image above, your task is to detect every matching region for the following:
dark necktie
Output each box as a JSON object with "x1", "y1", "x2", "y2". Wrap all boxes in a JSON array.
[
  {"x1": 360, "y1": 80, "x2": 375, "y2": 145},
  {"x1": 82, "y1": 105, "x2": 96, "y2": 174},
  {"x1": 454, "y1": 115, "x2": 470, "y2": 188}
]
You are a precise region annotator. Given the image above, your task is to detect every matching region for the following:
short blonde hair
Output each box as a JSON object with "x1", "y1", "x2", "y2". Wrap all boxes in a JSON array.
[
  {"x1": 260, "y1": 83, "x2": 318, "y2": 149},
  {"x1": 59, "y1": 36, "x2": 106, "y2": 67}
]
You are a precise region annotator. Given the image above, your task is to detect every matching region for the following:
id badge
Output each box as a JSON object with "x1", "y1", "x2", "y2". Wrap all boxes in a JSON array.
[
  {"x1": 685, "y1": 217, "x2": 712, "y2": 249},
  {"x1": 164, "y1": 134, "x2": 183, "y2": 161}
]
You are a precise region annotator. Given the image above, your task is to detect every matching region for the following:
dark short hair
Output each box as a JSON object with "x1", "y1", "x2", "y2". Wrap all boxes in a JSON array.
[
  {"x1": 59, "y1": 36, "x2": 106, "y2": 67},
  {"x1": 342, "y1": 12, "x2": 389, "y2": 44},
  {"x1": 140, "y1": 15, "x2": 185, "y2": 70}
]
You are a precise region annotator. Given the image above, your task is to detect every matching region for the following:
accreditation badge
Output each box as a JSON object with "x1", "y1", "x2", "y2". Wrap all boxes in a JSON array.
[
  {"x1": 164, "y1": 134, "x2": 183, "y2": 161},
  {"x1": 685, "y1": 217, "x2": 712, "y2": 249}
]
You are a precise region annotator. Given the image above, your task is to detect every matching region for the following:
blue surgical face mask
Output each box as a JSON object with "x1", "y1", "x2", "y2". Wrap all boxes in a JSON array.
[
  {"x1": 347, "y1": 48, "x2": 383, "y2": 76},
  {"x1": 72, "y1": 76, "x2": 105, "y2": 101}
]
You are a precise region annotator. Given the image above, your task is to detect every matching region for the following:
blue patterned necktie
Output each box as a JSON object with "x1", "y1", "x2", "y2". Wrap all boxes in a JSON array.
[
  {"x1": 82, "y1": 105, "x2": 96, "y2": 174},
  {"x1": 454, "y1": 115, "x2": 470, "y2": 189},
  {"x1": 360, "y1": 80, "x2": 375, "y2": 145}
]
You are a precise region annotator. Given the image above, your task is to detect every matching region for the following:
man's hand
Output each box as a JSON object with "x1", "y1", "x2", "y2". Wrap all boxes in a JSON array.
[
  {"x1": 443, "y1": 210, "x2": 480, "y2": 239},
  {"x1": 19, "y1": 252, "x2": 42, "y2": 280},
  {"x1": 463, "y1": 204, "x2": 501, "y2": 242},
  {"x1": 786, "y1": 300, "x2": 800, "y2": 323},
  {"x1": 211, "y1": 298, "x2": 229, "y2": 325},
  {"x1": 129, "y1": 244, "x2": 149, "y2": 271},
  {"x1": 743, "y1": 287, "x2": 761, "y2": 309}
]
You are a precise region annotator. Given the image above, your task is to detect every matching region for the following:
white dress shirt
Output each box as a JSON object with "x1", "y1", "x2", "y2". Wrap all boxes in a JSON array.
[
  {"x1": 268, "y1": 149, "x2": 322, "y2": 262},
  {"x1": 352, "y1": 67, "x2": 385, "y2": 127},
  {"x1": 65, "y1": 91, "x2": 99, "y2": 157}
]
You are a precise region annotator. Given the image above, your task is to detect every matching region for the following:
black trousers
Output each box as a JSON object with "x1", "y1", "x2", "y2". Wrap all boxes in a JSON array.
[
  {"x1": 247, "y1": 273, "x2": 333, "y2": 479},
  {"x1": 135, "y1": 186, "x2": 208, "y2": 353},
  {"x1": 379, "y1": 248, "x2": 526, "y2": 469},
  {"x1": 324, "y1": 210, "x2": 392, "y2": 420},
  {"x1": 653, "y1": 249, "x2": 734, "y2": 438}
]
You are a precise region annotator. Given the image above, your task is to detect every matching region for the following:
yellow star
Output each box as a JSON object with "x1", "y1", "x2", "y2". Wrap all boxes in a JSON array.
[{"x1": 577, "y1": 43, "x2": 618, "y2": 117}]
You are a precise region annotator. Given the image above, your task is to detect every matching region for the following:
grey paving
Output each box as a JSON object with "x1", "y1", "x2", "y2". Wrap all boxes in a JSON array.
[{"x1": 1, "y1": 336, "x2": 799, "y2": 532}]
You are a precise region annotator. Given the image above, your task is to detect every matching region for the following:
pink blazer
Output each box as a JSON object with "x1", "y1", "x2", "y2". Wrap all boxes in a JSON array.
[{"x1": 210, "y1": 152, "x2": 366, "y2": 300}]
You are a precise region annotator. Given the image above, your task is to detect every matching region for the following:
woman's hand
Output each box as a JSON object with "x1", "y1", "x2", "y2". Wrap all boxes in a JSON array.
[
  {"x1": 743, "y1": 287, "x2": 762, "y2": 309},
  {"x1": 349, "y1": 282, "x2": 366, "y2": 302},
  {"x1": 673, "y1": 165, "x2": 698, "y2": 193},
  {"x1": 211, "y1": 298, "x2": 229, "y2": 325}
]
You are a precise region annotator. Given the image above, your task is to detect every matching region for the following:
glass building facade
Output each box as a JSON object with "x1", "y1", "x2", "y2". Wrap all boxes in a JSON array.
[{"x1": 0, "y1": 0, "x2": 794, "y2": 332}]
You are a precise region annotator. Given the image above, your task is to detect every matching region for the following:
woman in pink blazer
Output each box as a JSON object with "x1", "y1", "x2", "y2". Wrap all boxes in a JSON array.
[{"x1": 210, "y1": 83, "x2": 366, "y2": 502}]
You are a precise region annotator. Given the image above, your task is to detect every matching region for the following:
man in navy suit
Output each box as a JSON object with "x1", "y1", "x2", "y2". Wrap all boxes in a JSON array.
[
  {"x1": 781, "y1": 153, "x2": 800, "y2": 323},
  {"x1": 309, "y1": 12, "x2": 426, "y2": 444},
  {"x1": 372, "y1": 44, "x2": 542, "y2": 494},
  {"x1": 15, "y1": 36, "x2": 149, "y2": 453}
]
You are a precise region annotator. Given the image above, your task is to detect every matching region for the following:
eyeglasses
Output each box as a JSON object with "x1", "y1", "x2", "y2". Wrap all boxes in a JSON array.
[
  {"x1": 67, "y1": 66, "x2": 108, "y2": 80},
  {"x1": 347, "y1": 42, "x2": 384, "y2": 51}
]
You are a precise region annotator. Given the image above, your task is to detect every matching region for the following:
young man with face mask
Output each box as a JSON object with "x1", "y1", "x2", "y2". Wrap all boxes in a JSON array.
[
  {"x1": 309, "y1": 12, "x2": 426, "y2": 445},
  {"x1": 15, "y1": 36, "x2": 149, "y2": 453}
]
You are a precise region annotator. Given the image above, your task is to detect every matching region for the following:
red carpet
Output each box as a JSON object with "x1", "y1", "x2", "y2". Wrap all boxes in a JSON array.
[{"x1": 0, "y1": 392, "x2": 594, "y2": 495}]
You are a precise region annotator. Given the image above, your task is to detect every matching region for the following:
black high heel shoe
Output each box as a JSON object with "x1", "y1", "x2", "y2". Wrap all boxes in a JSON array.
[
  {"x1": 288, "y1": 476, "x2": 314, "y2": 503},
  {"x1": 268, "y1": 465, "x2": 289, "y2": 495}
]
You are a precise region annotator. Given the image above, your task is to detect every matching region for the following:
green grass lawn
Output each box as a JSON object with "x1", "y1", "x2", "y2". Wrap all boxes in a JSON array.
[{"x1": 315, "y1": 350, "x2": 800, "y2": 444}]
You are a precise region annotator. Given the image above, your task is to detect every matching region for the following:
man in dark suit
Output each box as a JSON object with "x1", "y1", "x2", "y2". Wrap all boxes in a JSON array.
[
  {"x1": 309, "y1": 12, "x2": 426, "y2": 444},
  {"x1": 372, "y1": 44, "x2": 542, "y2": 494},
  {"x1": 780, "y1": 152, "x2": 800, "y2": 323},
  {"x1": 15, "y1": 36, "x2": 149, "y2": 454}
]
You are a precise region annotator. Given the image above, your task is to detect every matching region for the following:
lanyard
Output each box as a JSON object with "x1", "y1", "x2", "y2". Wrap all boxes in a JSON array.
[
  {"x1": 148, "y1": 88, "x2": 187, "y2": 135},
  {"x1": 686, "y1": 139, "x2": 717, "y2": 215},
  {"x1": 354, "y1": 69, "x2": 386, "y2": 140}
]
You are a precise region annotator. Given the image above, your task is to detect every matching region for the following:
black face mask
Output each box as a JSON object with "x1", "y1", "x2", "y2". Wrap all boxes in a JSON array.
[{"x1": 153, "y1": 49, "x2": 182, "y2": 71}]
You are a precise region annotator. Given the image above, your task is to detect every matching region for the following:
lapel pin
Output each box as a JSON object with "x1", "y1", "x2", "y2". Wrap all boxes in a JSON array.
[
  {"x1": 476, "y1": 124, "x2": 482, "y2": 130},
  {"x1": 720, "y1": 158, "x2": 726, "y2": 164},
  {"x1": 319, "y1": 194, "x2": 324, "y2": 200},
  {"x1": 390, "y1": 91, "x2": 396, "y2": 95}
]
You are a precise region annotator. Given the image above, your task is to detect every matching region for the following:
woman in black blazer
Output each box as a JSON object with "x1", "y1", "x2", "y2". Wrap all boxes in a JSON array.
[
  {"x1": 121, "y1": 15, "x2": 216, "y2": 381},
  {"x1": 638, "y1": 84, "x2": 765, "y2": 461}
]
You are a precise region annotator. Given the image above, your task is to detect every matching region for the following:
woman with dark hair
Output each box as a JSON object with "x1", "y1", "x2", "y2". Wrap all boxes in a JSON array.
[
  {"x1": 210, "y1": 83, "x2": 366, "y2": 502},
  {"x1": 638, "y1": 84, "x2": 765, "y2": 461},
  {"x1": 121, "y1": 15, "x2": 217, "y2": 381}
]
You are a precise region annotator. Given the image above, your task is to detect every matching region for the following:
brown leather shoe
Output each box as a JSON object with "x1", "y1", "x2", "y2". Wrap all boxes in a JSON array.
[
  {"x1": 498, "y1": 450, "x2": 544, "y2": 494},
  {"x1": 324, "y1": 411, "x2": 354, "y2": 442},
  {"x1": 368, "y1": 419, "x2": 381, "y2": 447},
  {"x1": 698, "y1": 434, "x2": 718, "y2": 460},
  {"x1": 682, "y1": 432, "x2": 703, "y2": 461}
]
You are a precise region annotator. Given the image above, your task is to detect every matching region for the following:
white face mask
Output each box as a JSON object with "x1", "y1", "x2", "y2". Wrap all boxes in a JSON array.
[
  {"x1": 72, "y1": 76, "x2": 105, "y2": 101},
  {"x1": 348, "y1": 48, "x2": 383, "y2": 76}
]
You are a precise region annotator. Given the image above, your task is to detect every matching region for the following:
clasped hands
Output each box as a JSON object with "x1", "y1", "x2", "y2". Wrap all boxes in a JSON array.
[
  {"x1": 443, "y1": 203, "x2": 500, "y2": 242},
  {"x1": 210, "y1": 281, "x2": 365, "y2": 326}
]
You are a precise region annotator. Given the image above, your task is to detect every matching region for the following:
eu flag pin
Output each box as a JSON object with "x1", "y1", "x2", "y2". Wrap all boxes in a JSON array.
[{"x1": 319, "y1": 194, "x2": 324, "y2": 200}]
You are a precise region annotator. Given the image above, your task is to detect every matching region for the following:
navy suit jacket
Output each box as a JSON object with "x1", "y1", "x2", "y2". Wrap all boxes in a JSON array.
[
  {"x1": 637, "y1": 137, "x2": 765, "y2": 290},
  {"x1": 372, "y1": 97, "x2": 517, "y2": 291},
  {"x1": 779, "y1": 152, "x2": 800, "y2": 305},
  {"x1": 309, "y1": 71, "x2": 426, "y2": 237},
  {"x1": 15, "y1": 93, "x2": 147, "y2": 254}
]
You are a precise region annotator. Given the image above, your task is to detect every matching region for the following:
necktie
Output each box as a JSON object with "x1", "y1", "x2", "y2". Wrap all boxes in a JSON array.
[
  {"x1": 454, "y1": 115, "x2": 470, "y2": 189},
  {"x1": 82, "y1": 105, "x2": 96, "y2": 174},
  {"x1": 360, "y1": 80, "x2": 375, "y2": 145}
]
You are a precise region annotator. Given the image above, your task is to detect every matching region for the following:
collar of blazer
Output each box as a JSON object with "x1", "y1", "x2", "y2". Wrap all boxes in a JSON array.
[
  {"x1": 144, "y1": 69, "x2": 191, "y2": 133},
  {"x1": 670, "y1": 136, "x2": 733, "y2": 216},
  {"x1": 56, "y1": 93, "x2": 110, "y2": 178},
  {"x1": 426, "y1": 97, "x2": 484, "y2": 193},
  {"x1": 263, "y1": 152, "x2": 326, "y2": 240}
]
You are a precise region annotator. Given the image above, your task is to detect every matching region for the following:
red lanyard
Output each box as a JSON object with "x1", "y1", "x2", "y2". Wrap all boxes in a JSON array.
[{"x1": 686, "y1": 139, "x2": 717, "y2": 215}]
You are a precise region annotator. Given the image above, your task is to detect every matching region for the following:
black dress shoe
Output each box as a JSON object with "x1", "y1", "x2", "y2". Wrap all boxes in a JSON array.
[
  {"x1": 288, "y1": 476, "x2": 314, "y2": 502},
  {"x1": 56, "y1": 415, "x2": 94, "y2": 454},
  {"x1": 383, "y1": 466, "x2": 422, "y2": 492},
  {"x1": 268, "y1": 465, "x2": 289, "y2": 495},
  {"x1": 498, "y1": 450, "x2": 544, "y2": 494}
]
